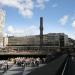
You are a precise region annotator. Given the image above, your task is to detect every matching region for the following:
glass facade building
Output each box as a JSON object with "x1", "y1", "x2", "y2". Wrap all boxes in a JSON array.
[{"x1": 6, "y1": 33, "x2": 69, "y2": 52}]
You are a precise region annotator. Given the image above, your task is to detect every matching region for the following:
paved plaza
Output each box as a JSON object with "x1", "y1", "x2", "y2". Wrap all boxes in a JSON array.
[{"x1": 0, "y1": 64, "x2": 45, "y2": 75}]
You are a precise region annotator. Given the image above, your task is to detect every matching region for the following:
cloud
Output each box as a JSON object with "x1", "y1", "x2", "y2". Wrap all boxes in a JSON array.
[
  {"x1": 59, "y1": 15, "x2": 69, "y2": 25},
  {"x1": 7, "y1": 25, "x2": 39, "y2": 36},
  {"x1": 36, "y1": 0, "x2": 49, "y2": 9},
  {"x1": 7, "y1": 25, "x2": 14, "y2": 33},
  {"x1": 25, "y1": 25, "x2": 39, "y2": 35},
  {"x1": 0, "y1": 0, "x2": 50, "y2": 18},
  {"x1": 72, "y1": 20, "x2": 75, "y2": 27},
  {"x1": 0, "y1": 0, "x2": 34, "y2": 18},
  {"x1": 52, "y1": 4, "x2": 58, "y2": 8}
]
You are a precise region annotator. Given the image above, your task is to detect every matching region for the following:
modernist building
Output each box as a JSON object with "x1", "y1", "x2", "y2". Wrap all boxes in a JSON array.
[{"x1": 6, "y1": 33, "x2": 69, "y2": 52}]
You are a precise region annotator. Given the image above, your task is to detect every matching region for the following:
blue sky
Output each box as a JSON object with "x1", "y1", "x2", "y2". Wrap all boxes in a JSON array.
[{"x1": 0, "y1": 0, "x2": 75, "y2": 39}]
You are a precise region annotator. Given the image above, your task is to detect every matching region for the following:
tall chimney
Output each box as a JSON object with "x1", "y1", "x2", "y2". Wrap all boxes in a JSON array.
[{"x1": 40, "y1": 17, "x2": 43, "y2": 50}]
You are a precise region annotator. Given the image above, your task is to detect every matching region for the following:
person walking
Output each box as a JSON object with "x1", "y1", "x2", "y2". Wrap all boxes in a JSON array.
[{"x1": 6, "y1": 63, "x2": 8, "y2": 70}]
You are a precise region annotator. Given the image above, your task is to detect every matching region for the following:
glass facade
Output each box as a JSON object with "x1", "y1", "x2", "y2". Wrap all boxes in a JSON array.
[{"x1": 6, "y1": 33, "x2": 69, "y2": 51}]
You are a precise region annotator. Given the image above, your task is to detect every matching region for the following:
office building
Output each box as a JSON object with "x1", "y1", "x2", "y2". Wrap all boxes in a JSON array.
[{"x1": 6, "y1": 33, "x2": 69, "y2": 52}]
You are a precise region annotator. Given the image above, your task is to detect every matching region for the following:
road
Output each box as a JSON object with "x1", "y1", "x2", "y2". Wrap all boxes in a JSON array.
[{"x1": 62, "y1": 54, "x2": 75, "y2": 75}]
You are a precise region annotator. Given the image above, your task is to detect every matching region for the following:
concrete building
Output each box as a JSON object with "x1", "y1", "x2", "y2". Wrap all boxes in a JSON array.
[
  {"x1": 6, "y1": 33, "x2": 69, "y2": 52},
  {"x1": 43, "y1": 33, "x2": 69, "y2": 47}
]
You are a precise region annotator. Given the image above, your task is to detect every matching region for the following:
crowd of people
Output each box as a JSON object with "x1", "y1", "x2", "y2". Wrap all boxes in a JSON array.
[
  {"x1": 14, "y1": 57, "x2": 46, "y2": 67},
  {"x1": 0, "y1": 57, "x2": 46, "y2": 73}
]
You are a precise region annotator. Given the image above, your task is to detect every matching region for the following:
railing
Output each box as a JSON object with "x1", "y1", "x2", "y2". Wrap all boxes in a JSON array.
[{"x1": 0, "y1": 51, "x2": 48, "y2": 55}]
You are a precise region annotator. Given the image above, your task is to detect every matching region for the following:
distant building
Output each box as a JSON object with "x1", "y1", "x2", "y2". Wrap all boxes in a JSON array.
[
  {"x1": 68, "y1": 38, "x2": 74, "y2": 46},
  {"x1": 0, "y1": 33, "x2": 4, "y2": 48},
  {"x1": 3, "y1": 37, "x2": 8, "y2": 47},
  {"x1": 43, "y1": 33, "x2": 68, "y2": 47},
  {"x1": 6, "y1": 33, "x2": 69, "y2": 52}
]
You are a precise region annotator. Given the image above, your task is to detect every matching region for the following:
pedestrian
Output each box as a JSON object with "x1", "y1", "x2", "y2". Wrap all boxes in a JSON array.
[
  {"x1": 24, "y1": 62, "x2": 26, "y2": 69},
  {"x1": 7, "y1": 63, "x2": 8, "y2": 70}
]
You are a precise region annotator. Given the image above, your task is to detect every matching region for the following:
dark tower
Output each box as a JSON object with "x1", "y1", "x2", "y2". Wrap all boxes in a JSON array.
[{"x1": 40, "y1": 17, "x2": 43, "y2": 50}]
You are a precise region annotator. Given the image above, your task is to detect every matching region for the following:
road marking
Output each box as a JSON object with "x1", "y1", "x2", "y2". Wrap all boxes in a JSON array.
[{"x1": 61, "y1": 58, "x2": 68, "y2": 75}]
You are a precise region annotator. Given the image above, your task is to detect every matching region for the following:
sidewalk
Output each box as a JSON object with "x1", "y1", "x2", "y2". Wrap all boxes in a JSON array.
[
  {"x1": 3, "y1": 64, "x2": 45, "y2": 75},
  {"x1": 3, "y1": 65, "x2": 24, "y2": 75}
]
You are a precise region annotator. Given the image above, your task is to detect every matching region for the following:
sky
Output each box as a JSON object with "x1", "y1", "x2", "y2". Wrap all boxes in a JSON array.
[{"x1": 0, "y1": 0, "x2": 75, "y2": 39}]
